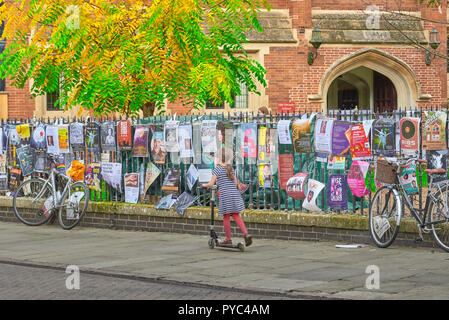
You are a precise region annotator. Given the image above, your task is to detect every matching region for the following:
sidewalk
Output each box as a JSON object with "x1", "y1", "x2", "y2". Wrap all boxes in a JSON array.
[{"x1": 1, "y1": 221, "x2": 448, "y2": 300}]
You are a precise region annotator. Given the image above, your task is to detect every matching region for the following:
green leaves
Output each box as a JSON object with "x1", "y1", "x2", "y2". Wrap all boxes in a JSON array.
[{"x1": 0, "y1": 0, "x2": 270, "y2": 116}]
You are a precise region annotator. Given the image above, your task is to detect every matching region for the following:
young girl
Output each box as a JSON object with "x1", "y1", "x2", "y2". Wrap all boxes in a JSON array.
[{"x1": 203, "y1": 151, "x2": 252, "y2": 247}]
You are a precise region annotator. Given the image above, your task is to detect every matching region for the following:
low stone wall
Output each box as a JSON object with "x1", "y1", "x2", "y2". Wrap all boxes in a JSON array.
[{"x1": 0, "y1": 196, "x2": 437, "y2": 248}]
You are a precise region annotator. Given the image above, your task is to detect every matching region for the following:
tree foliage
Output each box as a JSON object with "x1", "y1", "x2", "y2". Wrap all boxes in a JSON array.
[{"x1": 0, "y1": 0, "x2": 270, "y2": 116}]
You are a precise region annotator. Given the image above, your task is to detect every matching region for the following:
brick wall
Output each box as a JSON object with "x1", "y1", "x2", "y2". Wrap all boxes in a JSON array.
[
  {"x1": 311, "y1": 0, "x2": 420, "y2": 11},
  {"x1": 262, "y1": 0, "x2": 448, "y2": 113},
  {"x1": 0, "y1": 203, "x2": 438, "y2": 249},
  {"x1": 5, "y1": 79, "x2": 35, "y2": 119}
]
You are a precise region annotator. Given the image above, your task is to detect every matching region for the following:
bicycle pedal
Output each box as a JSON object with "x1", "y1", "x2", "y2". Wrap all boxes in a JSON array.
[{"x1": 414, "y1": 237, "x2": 423, "y2": 243}]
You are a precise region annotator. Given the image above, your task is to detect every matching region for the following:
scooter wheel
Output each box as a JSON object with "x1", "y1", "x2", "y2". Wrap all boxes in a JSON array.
[
  {"x1": 208, "y1": 238, "x2": 215, "y2": 249},
  {"x1": 237, "y1": 243, "x2": 245, "y2": 252}
]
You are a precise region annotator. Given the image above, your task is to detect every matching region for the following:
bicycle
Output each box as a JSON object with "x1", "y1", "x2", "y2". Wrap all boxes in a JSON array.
[
  {"x1": 368, "y1": 157, "x2": 449, "y2": 252},
  {"x1": 13, "y1": 155, "x2": 89, "y2": 230}
]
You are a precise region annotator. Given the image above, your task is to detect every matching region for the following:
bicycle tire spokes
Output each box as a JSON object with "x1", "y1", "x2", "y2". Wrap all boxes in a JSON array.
[
  {"x1": 369, "y1": 186, "x2": 401, "y2": 248},
  {"x1": 428, "y1": 185, "x2": 449, "y2": 252}
]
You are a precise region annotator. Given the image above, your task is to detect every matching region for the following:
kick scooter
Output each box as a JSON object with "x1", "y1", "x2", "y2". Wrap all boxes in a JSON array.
[{"x1": 208, "y1": 185, "x2": 245, "y2": 252}]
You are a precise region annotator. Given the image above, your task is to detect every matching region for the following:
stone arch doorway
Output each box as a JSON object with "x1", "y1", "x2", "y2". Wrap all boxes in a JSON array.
[
  {"x1": 312, "y1": 48, "x2": 428, "y2": 112},
  {"x1": 326, "y1": 67, "x2": 398, "y2": 113}
]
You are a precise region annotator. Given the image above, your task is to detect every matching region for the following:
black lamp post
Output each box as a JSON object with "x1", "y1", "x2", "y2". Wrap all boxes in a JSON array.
[
  {"x1": 308, "y1": 27, "x2": 322, "y2": 66},
  {"x1": 426, "y1": 28, "x2": 440, "y2": 66}
]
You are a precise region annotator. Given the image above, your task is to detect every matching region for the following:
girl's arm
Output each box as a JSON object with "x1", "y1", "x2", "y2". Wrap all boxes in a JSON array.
[{"x1": 202, "y1": 175, "x2": 217, "y2": 189}]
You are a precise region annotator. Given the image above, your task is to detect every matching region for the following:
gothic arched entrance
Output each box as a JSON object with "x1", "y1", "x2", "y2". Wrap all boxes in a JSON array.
[{"x1": 313, "y1": 48, "x2": 428, "y2": 112}]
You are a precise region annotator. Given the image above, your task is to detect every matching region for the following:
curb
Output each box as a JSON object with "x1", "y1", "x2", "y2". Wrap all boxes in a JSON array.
[{"x1": 0, "y1": 257, "x2": 350, "y2": 300}]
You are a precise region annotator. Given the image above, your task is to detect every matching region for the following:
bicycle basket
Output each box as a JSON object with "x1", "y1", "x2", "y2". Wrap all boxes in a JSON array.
[{"x1": 375, "y1": 159, "x2": 398, "y2": 185}]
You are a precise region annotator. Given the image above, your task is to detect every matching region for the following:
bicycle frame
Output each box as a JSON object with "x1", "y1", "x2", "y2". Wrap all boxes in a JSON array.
[
  {"x1": 34, "y1": 169, "x2": 72, "y2": 209},
  {"x1": 396, "y1": 169, "x2": 449, "y2": 228}
]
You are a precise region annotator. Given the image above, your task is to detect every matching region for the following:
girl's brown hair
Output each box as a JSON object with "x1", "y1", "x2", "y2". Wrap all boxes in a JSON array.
[{"x1": 221, "y1": 147, "x2": 235, "y2": 181}]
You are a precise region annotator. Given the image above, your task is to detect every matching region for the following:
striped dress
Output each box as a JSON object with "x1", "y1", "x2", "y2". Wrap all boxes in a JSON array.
[{"x1": 213, "y1": 166, "x2": 245, "y2": 215}]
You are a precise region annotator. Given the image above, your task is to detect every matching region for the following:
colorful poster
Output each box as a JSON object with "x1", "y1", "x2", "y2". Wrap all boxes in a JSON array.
[
  {"x1": 267, "y1": 128, "x2": 277, "y2": 165},
  {"x1": 164, "y1": 121, "x2": 180, "y2": 152},
  {"x1": 423, "y1": 111, "x2": 447, "y2": 150},
  {"x1": 399, "y1": 161, "x2": 418, "y2": 195},
  {"x1": 259, "y1": 164, "x2": 273, "y2": 188},
  {"x1": 69, "y1": 122, "x2": 84, "y2": 151},
  {"x1": 326, "y1": 174, "x2": 348, "y2": 210},
  {"x1": 292, "y1": 118, "x2": 312, "y2": 153},
  {"x1": 350, "y1": 123, "x2": 372, "y2": 160},
  {"x1": 186, "y1": 164, "x2": 199, "y2": 190},
  {"x1": 241, "y1": 123, "x2": 257, "y2": 158},
  {"x1": 85, "y1": 163, "x2": 102, "y2": 192},
  {"x1": 178, "y1": 125, "x2": 194, "y2": 158},
  {"x1": 124, "y1": 173, "x2": 139, "y2": 204},
  {"x1": 277, "y1": 120, "x2": 292, "y2": 145},
  {"x1": 400, "y1": 117, "x2": 420, "y2": 157},
  {"x1": 315, "y1": 118, "x2": 333, "y2": 154},
  {"x1": 303, "y1": 179, "x2": 325, "y2": 212},
  {"x1": 331, "y1": 121, "x2": 352, "y2": 156},
  {"x1": 9, "y1": 168, "x2": 22, "y2": 191},
  {"x1": 162, "y1": 168, "x2": 180, "y2": 194},
  {"x1": 201, "y1": 120, "x2": 217, "y2": 153},
  {"x1": 45, "y1": 125, "x2": 60, "y2": 155},
  {"x1": 258, "y1": 127, "x2": 268, "y2": 163},
  {"x1": 327, "y1": 155, "x2": 346, "y2": 170},
  {"x1": 30, "y1": 124, "x2": 46, "y2": 151},
  {"x1": 144, "y1": 161, "x2": 161, "y2": 195},
  {"x1": 16, "y1": 124, "x2": 30, "y2": 140},
  {"x1": 101, "y1": 122, "x2": 116, "y2": 152},
  {"x1": 133, "y1": 126, "x2": 149, "y2": 157},
  {"x1": 58, "y1": 125, "x2": 70, "y2": 154},
  {"x1": 16, "y1": 145, "x2": 34, "y2": 176},
  {"x1": 285, "y1": 172, "x2": 308, "y2": 199},
  {"x1": 151, "y1": 131, "x2": 167, "y2": 164},
  {"x1": 372, "y1": 118, "x2": 396, "y2": 156},
  {"x1": 347, "y1": 161, "x2": 370, "y2": 197},
  {"x1": 117, "y1": 120, "x2": 132, "y2": 151},
  {"x1": 85, "y1": 122, "x2": 101, "y2": 153},
  {"x1": 56, "y1": 154, "x2": 67, "y2": 174},
  {"x1": 101, "y1": 162, "x2": 122, "y2": 191},
  {"x1": 427, "y1": 150, "x2": 448, "y2": 183},
  {"x1": 278, "y1": 154, "x2": 294, "y2": 190}
]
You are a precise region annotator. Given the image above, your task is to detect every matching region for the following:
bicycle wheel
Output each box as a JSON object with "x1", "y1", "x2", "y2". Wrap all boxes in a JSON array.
[
  {"x1": 427, "y1": 184, "x2": 449, "y2": 253},
  {"x1": 369, "y1": 185, "x2": 402, "y2": 248},
  {"x1": 13, "y1": 178, "x2": 55, "y2": 226},
  {"x1": 58, "y1": 181, "x2": 89, "y2": 230}
]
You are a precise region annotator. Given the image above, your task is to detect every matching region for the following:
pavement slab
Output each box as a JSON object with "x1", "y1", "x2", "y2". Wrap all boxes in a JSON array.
[{"x1": 1, "y1": 221, "x2": 449, "y2": 299}]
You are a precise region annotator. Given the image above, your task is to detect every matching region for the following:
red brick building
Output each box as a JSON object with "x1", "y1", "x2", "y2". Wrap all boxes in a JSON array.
[{"x1": 1, "y1": 0, "x2": 448, "y2": 118}]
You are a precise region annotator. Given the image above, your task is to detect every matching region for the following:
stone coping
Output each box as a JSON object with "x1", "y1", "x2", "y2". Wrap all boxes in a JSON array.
[{"x1": 2, "y1": 196, "x2": 424, "y2": 235}]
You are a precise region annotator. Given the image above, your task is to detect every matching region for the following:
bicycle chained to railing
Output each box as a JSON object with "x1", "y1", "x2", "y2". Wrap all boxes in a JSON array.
[
  {"x1": 368, "y1": 157, "x2": 449, "y2": 252},
  {"x1": 13, "y1": 155, "x2": 89, "y2": 230}
]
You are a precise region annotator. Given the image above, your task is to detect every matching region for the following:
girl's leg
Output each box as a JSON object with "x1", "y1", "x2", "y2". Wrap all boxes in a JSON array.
[
  {"x1": 223, "y1": 214, "x2": 232, "y2": 241},
  {"x1": 231, "y1": 213, "x2": 248, "y2": 236},
  {"x1": 232, "y1": 213, "x2": 252, "y2": 247}
]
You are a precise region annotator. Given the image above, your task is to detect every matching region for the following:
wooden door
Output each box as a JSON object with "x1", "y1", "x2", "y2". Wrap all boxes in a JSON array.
[{"x1": 374, "y1": 71, "x2": 397, "y2": 113}]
